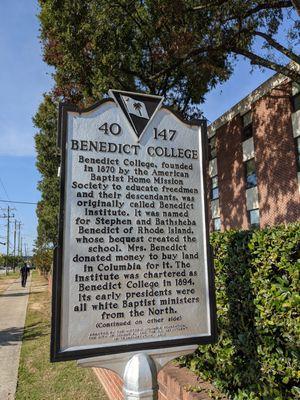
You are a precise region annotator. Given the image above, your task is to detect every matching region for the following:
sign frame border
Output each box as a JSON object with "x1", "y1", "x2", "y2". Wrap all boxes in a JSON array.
[{"x1": 51, "y1": 99, "x2": 217, "y2": 362}]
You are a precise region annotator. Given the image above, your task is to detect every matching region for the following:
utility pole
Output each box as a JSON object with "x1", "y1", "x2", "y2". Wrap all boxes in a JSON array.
[
  {"x1": 17, "y1": 221, "x2": 22, "y2": 256},
  {"x1": 13, "y1": 220, "x2": 17, "y2": 271},
  {"x1": 0, "y1": 206, "x2": 15, "y2": 274}
]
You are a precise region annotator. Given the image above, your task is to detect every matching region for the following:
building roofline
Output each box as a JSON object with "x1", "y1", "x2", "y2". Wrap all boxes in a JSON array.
[{"x1": 208, "y1": 63, "x2": 299, "y2": 135}]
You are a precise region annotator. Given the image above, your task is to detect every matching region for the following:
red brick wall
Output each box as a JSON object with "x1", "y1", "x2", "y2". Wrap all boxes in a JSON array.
[
  {"x1": 216, "y1": 116, "x2": 248, "y2": 230},
  {"x1": 94, "y1": 368, "x2": 123, "y2": 400},
  {"x1": 252, "y1": 83, "x2": 300, "y2": 227},
  {"x1": 94, "y1": 364, "x2": 227, "y2": 400},
  {"x1": 209, "y1": 82, "x2": 300, "y2": 230},
  {"x1": 206, "y1": 156, "x2": 214, "y2": 233}
]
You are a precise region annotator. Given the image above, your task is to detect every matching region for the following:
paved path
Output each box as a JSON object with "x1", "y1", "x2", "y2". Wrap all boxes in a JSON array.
[{"x1": 0, "y1": 275, "x2": 31, "y2": 400}]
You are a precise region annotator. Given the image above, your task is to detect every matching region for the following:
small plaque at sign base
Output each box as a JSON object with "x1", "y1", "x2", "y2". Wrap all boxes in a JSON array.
[{"x1": 51, "y1": 90, "x2": 216, "y2": 362}]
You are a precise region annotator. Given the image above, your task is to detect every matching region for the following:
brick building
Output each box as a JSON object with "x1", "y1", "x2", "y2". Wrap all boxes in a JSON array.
[{"x1": 207, "y1": 73, "x2": 300, "y2": 231}]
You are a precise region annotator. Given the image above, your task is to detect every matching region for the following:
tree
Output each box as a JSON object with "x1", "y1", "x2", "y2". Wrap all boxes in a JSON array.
[
  {"x1": 34, "y1": 94, "x2": 60, "y2": 247},
  {"x1": 2, "y1": 255, "x2": 24, "y2": 270},
  {"x1": 38, "y1": 0, "x2": 299, "y2": 115},
  {"x1": 35, "y1": 0, "x2": 299, "y2": 246},
  {"x1": 32, "y1": 246, "x2": 53, "y2": 276}
]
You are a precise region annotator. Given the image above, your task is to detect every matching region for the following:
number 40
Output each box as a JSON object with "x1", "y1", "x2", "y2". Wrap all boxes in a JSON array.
[{"x1": 99, "y1": 122, "x2": 121, "y2": 135}]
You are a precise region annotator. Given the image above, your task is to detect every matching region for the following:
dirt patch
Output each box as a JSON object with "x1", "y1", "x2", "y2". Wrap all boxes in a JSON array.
[
  {"x1": 0, "y1": 277, "x2": 19, "y2": 294},
  {"x1": 31, "y1": 284, "x2": 47, "y2": 293},
  {"x1": 30, "y1": 303, "x2": 43, "y2": 311}
]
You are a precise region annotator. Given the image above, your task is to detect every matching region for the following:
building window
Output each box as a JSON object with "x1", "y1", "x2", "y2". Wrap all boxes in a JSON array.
[
  {"x1": 213, "y1": 217, "x2": 221, "y2": 231},
  {"x1": 242, "y1": 111, "x2": 253, "y2": 140},
  {"x1": 248, "y1": 209, "x2": 260, "y2": 228},
  {"x1": 292, "y1": 92, "x2": 300, "y2": 112},
  {"x1": 245, "y1": 158, "x2": 257, "y2": 188},
  {"x1": 296, "y1": 136, "x2": 300, "y2": 172},
  {"x1": 210, "y1": 175, "x2": 219, "y2": 200},
  {"x1": 209, "y1": 135, "x2": 216, "y2": 159}
]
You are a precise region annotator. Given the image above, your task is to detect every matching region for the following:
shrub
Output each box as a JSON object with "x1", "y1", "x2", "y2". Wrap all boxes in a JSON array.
[{"x1": 181, "y1": 223, "x2": 300, "y2": 400}]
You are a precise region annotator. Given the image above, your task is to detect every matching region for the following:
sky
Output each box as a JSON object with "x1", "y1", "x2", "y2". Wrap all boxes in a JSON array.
[
  {"x1": 0, "y1": 1, "x2": 53, "y2": 256},
  {"x1": 0, "y1": 1, "x2": 295, "y2": 255}
]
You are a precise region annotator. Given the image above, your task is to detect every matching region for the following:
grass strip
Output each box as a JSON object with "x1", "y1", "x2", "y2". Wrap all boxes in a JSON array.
[
  {"x1": 0, "y1": 271, "x2": 19, "y2": 280},
  {"x1": 0, "y1": 271, "x2": 19, "y2": 293},
  {"x1": 16, "y1": 272, "x2": 108, "y2": 400}
]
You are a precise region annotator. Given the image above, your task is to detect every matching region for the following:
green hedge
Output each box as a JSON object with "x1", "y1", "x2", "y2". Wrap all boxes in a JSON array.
[{"x1": 181, "y1": 223, "x2": 300, "y2": 400}]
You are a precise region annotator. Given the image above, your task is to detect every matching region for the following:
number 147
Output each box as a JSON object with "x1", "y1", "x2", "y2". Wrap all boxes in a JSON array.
[{"x1": 153, "y1": 128, "x2": 176, "y2": 141}]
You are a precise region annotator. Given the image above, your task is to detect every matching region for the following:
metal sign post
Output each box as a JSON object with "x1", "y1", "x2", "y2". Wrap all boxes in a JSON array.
[
  {"x1": 51, "y1": 90, "x2": 216, "y2": 398},
  {"x1": 123, "y1": 353, "x2": 158, "y2": 400},
  {"x1": 78, "y1": 345, "x2": 198, "y2": 400}
]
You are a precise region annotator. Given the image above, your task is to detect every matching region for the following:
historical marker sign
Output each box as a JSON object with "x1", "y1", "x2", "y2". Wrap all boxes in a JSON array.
[{"x1": 51, "y1": 91, "x2": 216, "y2": 362}]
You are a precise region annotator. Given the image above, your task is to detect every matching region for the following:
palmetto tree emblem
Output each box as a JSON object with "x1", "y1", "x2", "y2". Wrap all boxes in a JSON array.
[
  {"x1": 133, "y1": 102, "x2": 143, "y2": 116},
  {"x1": 112, "y1": 90, "x2": 164, "y2": 139},
  {"x1": 122, "y1": 96, "x2": 149, "y2": 120}
]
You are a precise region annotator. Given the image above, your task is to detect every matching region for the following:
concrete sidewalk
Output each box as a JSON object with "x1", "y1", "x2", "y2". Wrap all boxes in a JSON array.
[{"x1": 0, "y1": 275, "x2": 31, "y2": 400}]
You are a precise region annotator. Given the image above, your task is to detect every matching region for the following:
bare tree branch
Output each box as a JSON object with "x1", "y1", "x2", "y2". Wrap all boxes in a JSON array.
[
  {"x1": 291, "y1": 0, "x2": 300, "y2": 14},
  {"x1": 232, "y1": 46, "x2": 300, "y2": 82},
  {"x1": 241, "y1": 1, "x2": 293, "y2": 18},
  {"x1": 192, "y1": 0, "x2": 292, "y2": 16},
  {"x1": 192, "y1": 0, "x2": 229, "y2": 11},
  {"x1": 148, "y1": 43, "x2": 222, "y2": 81},
  {"x1": 253, "y1": 30, "x2": 300, "y2": 64}
]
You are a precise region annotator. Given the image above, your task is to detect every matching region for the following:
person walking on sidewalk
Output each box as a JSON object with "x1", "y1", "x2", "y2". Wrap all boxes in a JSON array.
[{"x1": 20, "y1": 262, "x2": 30, "y2": 287}]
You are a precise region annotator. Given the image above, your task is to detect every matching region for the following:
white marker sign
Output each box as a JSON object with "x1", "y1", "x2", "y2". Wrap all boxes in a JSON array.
[{"x1": 51, "y1": 90, "x2": 216, "y2": 361}]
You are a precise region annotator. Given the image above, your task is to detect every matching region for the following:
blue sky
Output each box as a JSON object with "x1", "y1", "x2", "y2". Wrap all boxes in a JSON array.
[
  {"x1": 0, "y1": 1, "x2": 295, "y2": 255},
  {"x1": 0, "y1": 1, "x2": 52, "y2": 255}
]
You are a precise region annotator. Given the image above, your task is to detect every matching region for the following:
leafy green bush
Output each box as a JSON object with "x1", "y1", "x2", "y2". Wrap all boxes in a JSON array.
[{"x1": 181, "y1": 223, "x2": 300, "y2": 400}]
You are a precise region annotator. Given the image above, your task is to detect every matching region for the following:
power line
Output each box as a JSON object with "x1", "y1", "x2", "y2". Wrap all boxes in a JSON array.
[
  {"x1": 0, "y1": 177, "x2": 10, "y2": 201},
  {"x1": 0, "y1": 177, "x2": 21, "y2": 222},
  {"x1": 0, "y1": 199, "x2": 37, "y2": 205}
]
